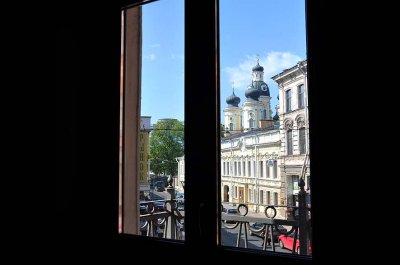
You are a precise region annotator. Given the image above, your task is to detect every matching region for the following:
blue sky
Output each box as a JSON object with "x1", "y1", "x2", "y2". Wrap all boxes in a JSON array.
[{"x1": 140, "y1": 0, "x2": 306, "y2": 125}]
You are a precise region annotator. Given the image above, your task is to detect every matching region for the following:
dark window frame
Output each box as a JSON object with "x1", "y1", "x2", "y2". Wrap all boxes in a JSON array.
[
  {"x1": 53, "y1": 0, "x2": 336, "y2": 261},
  {"x1": 115, "y1": 0, "x2": 319, "y2": 262}
]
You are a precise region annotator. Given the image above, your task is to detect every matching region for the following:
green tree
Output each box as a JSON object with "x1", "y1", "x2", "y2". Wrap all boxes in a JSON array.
[{"x1": 150, "y1": 119, "x2": 184, "y2": 177}]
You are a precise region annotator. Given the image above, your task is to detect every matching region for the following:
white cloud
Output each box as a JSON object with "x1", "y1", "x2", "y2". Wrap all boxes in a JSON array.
[
  {"x1": 223, "y1": 52, "x2": 302, "y2": 89},
  {"x1": 143, "y1": 53, "x2": 157, "y2": 61},
  {"x1": 150, "y1": 44, "x2": 161, "y2": 48}
]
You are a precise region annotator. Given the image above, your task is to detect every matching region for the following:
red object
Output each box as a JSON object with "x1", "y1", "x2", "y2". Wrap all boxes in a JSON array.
[{"x1": 278, "y1": 234, "x2": 312, "y2": 255}]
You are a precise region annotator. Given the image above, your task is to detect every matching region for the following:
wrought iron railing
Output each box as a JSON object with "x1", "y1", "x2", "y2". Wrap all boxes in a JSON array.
[
  {"x1": 139, "y1": 178, "x2": 311, "y2": 255},
  {"x1": 139, "y1": 185, "x2": 184, "y2": 240},
  {"x1": 221, "y1": 178, "x2": 311, "y2": 255}
]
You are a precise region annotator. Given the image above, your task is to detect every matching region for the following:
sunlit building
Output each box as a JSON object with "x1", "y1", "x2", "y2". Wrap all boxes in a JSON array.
[
  {"x1": 221, "y1": 60, "x2": 285, "y2": 217},
  {"x1": 272, "y1": 59, "x2": 310, "y2": 207}
]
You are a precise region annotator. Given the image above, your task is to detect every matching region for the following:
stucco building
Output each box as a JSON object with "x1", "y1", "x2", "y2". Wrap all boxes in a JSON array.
[{"x1": 272, "y1": 59, "x2": 310, "y2": 207}]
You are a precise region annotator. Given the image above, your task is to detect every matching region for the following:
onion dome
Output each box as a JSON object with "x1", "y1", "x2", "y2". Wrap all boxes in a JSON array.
[
  {"x1": 273, "y1": 111, "x2": 279, "y2": 121},
  {"x1": 226, "y1": 88, "x2": 240, "y2": 107},
  {"x1": 253, "y1": 81, "x2": 270, "y2": 97},
  {"x1": 252, "y1": 58, "x2": 264, "y2": 72},
  {"x1": 252, "y1": 62, "x2": 264, "y2": 72},
  {"x1": 245, "y1": 82, "x2": 260, "y2": 100}
]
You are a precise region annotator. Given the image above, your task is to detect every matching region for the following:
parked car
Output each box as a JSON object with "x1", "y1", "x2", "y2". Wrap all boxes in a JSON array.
[
  {"x1": 154, "y1": 200, "x2": 165, "y2": 212},
  {"x1": 139, "y1": 201, "x2": 148, "y2": 215},
  {"x1": 176, "y1": 193, "x2": 184, "y2": 204},
  {"x1": 278, "y1": 234, "x2": 312, "y2": 255},
  {"x1": 248, "y1": 223, "x2": 288, "y2": 243},
  {"x1": 222, "y1": 207, "x2": 239, "y2": 225},
  {"x1": 155, "y1": 186, "x2": 165, "y2": 192}
]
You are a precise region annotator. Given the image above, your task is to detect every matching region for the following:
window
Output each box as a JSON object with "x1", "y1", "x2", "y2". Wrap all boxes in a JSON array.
[
  {"x1": 273, "y1": 160, "x2": 278, "y2": 179},
  {"x1": 287, "y1": 129, "x2": 293, "y2": 155},
  {"x1": 274, "y1": 192, "x2": 278, "y2": 206},
  {"x1": 260, "y1": 190, "x2": 264, "y2": 205},
  {"x1": 118, "y1": 0, "x2": 313, "y2": 260},
  {"x1": 249, "y1": 118, "x2": 254, "y2": 129},
  {"x1": 299, "y1": 127, "x2": 306, "y2": 154},
  {"x1": 267, "y1": 191, "x2": 271, "y2": 205},
  {"x1": 120, "y1": 0, "x2": 185, "y2": 239},
  {"x1": 298, "y1": 84, "x2": 305, "y2": 109},
  {"x1": 259, "y1": 161, "x2": 263, "y2": 178},
  {"x1": 286, "y1": 89, "x2": 292, "y2": 112}
]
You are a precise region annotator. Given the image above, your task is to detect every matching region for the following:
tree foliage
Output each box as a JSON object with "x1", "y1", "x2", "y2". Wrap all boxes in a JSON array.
[{"x1": 150, "y1": 119, "x2": 184, "y2": 176}]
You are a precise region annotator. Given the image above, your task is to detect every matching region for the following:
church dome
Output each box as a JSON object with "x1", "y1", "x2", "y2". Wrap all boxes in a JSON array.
[
  {"x1": 252, "y1": 62, "x2": 264, "y2": 72},
  {"x1": 226, "y1": 90, "x2": 240, "y2": 107},
  {"x1": 245, "y1": 83, "x2": 260, "y2": 100},
  {"x1": 273, "y1": 111, "x2": 279, "y2": 121},
  {"x1": 253, "y1": 80, "x2": 270, "y2": 97}
]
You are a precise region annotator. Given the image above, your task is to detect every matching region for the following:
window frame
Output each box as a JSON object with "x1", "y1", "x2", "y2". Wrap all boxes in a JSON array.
[
  {"x1": 286, "y1": 89, "x2": 292, "y2": 112},
  {"x1": 117, "y1": 0, "x2": 316, "y2": 263},
  {"x1": 287, "y1": 129, "x2": 293, "y2": 155},
  {"x1": 298, "y1": 84, "x2": 305, "y2": 109},
  {"x1": 299, "y1": 127, "x2": 306, "y2": 154}
]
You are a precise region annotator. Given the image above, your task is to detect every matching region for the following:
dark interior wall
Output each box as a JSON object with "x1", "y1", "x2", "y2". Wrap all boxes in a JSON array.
[{"x1": 54, "y1": 2, "x2": 121, "y2": 248}]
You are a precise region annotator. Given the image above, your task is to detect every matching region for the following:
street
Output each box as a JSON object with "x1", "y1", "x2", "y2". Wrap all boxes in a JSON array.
[
  {"x1": 149, "y1": 191, "x2": 295, "y2": 255},
  {"x1": 221, "y1": 225, "x2": 292, "y2": 254}
]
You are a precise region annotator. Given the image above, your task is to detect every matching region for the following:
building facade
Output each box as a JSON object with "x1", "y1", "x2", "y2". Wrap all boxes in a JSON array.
[
  {"x1": 272, "y1": 59, "x2": 310, "y2": 207},
  {"x1": 177, "y1": 59, "x2": 310, "y2": 217},
  {"x1": 221, "y1": 130, "x2": 285, "y2": 217},
  {"x1": 221, "y1": 59, "x2": 286, "y2": 217}
]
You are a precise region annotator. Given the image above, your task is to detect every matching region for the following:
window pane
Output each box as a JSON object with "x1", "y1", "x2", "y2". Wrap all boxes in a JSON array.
[
  {"x1": 220, "y1": 0, "x2": 311, "y2": 257},
  {"x1": 120, "y1": 0, "x2": 185, "y2": 241}
]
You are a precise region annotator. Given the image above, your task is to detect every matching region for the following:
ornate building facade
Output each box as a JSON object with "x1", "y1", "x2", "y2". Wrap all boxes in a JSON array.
[
  {"x1": 221, "y1": 60, "x2": 285, "y2": 217},
  {"x1": 272, "y1": 59, "x2": 310, "y2": 207},
  {"x1": 177, "y1": 59, "x2": 310, "y2": 217},
  {"x1": 221, "y1": 59, "x2": 309, "y2": 216}
]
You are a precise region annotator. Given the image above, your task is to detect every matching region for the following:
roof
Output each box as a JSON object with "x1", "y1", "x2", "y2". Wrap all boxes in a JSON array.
[
  {"x1": 222, "y1": 126, "x2": 278, "y2": 140},
  {"x1": 271, "y1": 59, "x2": 307, "y2": 81}
]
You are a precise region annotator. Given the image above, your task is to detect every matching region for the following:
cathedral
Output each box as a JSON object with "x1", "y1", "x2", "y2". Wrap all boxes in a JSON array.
[
  {"x1": 223, "y1": 58, "x2": 276, "y2": 134},
  {"x1": 221, "y1": 59, "x2": 309, "y2": 216}
]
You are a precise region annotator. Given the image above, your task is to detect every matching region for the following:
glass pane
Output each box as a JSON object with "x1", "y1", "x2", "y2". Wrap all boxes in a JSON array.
[
  {"x1": 220, "y1": 0, "x2": 311, "y2": 256},
  {"x1": 120, "y1": 0, "x2": 185, "y2": 241}
]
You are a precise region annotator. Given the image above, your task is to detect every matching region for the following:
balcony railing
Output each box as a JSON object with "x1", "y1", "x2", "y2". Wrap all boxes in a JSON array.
[
  {"x1": 139, "y1": 178, "x2": 311, "y2": 256},
  {"x1": 139, "y1": 180, "x2": 184, "y2": 239}
]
